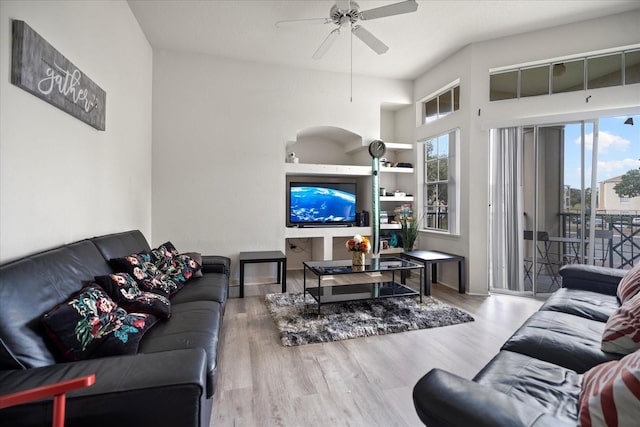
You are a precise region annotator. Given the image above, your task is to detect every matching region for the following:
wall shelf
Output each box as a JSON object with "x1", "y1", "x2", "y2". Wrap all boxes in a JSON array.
[
  {"x1": 285, "y1": 163, "x2": 413, "y2": 177},
  {"x1": 284, "y1": 163, "x2": 370, "y2": 177},
  {"x1": 381, "y1": 166, "x2": 413, "y2": 174},
  {"x1": 381, "y1": 223, "x2": 402, "y2": 230},
  {"x1": 380, "y1": 196, "x2": 414, "y2": 202}
]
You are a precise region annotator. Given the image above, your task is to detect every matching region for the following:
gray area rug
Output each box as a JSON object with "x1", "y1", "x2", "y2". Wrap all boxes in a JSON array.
[{"x1": 265, "y1": 293, "x2": 474, "y2": 346}]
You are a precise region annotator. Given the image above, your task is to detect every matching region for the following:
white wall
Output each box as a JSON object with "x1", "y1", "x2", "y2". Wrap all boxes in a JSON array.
[
  {"x1": 152, "y1": 49, "x2": 411, "y2": 280},
  {"x1": 0, "y1": 1, "x2": 153, "y2": 262},
  {"x1": 413, "y1": 10, "x2": 640, "y2": 294}
]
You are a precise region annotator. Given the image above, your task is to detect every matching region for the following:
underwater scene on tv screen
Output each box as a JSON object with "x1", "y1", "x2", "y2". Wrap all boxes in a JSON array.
[{"x1": 290, "y1": 185, "x2": 356, "y2": 224}]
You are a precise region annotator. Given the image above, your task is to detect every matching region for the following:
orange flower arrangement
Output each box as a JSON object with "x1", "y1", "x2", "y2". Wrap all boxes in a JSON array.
[{"x1": 346, "y1": 234, "x2": 371, "y2": 253}]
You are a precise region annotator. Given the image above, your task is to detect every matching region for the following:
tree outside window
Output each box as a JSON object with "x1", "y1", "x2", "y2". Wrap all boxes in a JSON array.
[{"x1": 424, "y1": 132, "x2": 453, "y2": 231}]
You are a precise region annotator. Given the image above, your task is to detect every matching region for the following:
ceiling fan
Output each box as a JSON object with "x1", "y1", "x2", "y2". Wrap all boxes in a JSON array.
[{"x1": 276, "y1": 0, "x2": 419, "y2": 60}]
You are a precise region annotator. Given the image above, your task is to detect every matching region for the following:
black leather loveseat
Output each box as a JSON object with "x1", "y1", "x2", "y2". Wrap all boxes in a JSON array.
[
  {"x1": 413, "y1": 264, "x2": 631, "y2": 427},
  {"x1": 0, "y1": 230, "x2": 229, "y2": 427}
]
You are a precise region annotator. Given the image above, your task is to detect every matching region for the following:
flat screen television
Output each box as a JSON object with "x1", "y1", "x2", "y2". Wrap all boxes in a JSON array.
[{"x1": 289, "y1": 181, "x2": 357, "y2": 226}]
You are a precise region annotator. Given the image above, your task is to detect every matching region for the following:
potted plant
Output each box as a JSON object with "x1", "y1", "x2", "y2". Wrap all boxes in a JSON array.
[{"x1": 400, "y1": 215, "x2": 420, "y2": 252}]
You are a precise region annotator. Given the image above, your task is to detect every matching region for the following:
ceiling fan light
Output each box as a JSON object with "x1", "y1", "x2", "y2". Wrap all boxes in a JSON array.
[{"x1": 553, "y1": 63, "x2": 566, "y2": 77}]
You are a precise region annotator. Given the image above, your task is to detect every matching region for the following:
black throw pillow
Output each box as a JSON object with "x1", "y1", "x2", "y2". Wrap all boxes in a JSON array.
[
  {"x1": 42, "y1": 284, "x2": 157, "y2": 361},
  {"x1": 95, "y1": 273, "x2": 171, "y2": 319},
  {"x1": 109, "y1": 252, "x2": 181, "y2": 297}
]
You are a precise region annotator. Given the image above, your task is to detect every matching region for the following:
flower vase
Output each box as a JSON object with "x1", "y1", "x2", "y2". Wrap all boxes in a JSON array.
[{"x1": 352, "y1": 251, "x2": 365, "y2": 266}]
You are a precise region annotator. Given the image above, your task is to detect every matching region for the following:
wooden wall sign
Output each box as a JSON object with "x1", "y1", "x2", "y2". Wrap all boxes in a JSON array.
[{"x1": 11, "y1": 20, "x2": 106, "y2": 131}]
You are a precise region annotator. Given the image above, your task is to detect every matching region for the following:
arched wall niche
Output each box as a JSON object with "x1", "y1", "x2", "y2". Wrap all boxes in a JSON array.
[{"x1": 286, "y1": 125, "x2": 366, "y2": 166}]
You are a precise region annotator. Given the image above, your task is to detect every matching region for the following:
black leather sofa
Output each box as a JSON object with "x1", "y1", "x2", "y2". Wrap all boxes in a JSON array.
[
  {"x1": 413, "y1": 264, "x2": 628, "y2": 427},
  {"x1": 0, "y1": 230, "x2": 229, "y2": 427}
]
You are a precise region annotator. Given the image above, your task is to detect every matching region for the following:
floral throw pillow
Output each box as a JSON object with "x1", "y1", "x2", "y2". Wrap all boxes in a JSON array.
[
  {"x1": 110, "y1": 252, "x2": 181, "y2": 297},
  {"x1": 165, "y1": 253, "x2": 202, "y2": 283},
  {"x1": 183, "y1": 252, "x2": 204, "y2": 278},
  {"x1": 602, "y1": 292, "x2": 640, "y2": 355},
  {"x1": 150, "y1": 241, "x2": 180, "y2": 272},
  {"x1": 42, "y1": 284, "x2": 156, "y2": 361},
  {"x1": 95, "y1": 273, "x2": 171, "y2": 319},
  {"x1": 578, "y1": 350, "x2": 640, "y2": 426},
  {"x1": 617, "y1": 263, "x2": 640, "y2": 304},
  {"x1": 150, "y1": 243, "x2": 202, "y2": 283}
]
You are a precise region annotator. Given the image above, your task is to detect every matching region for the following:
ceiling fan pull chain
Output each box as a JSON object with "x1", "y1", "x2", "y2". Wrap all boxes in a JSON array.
[{"x1": 350, "y1": 22, "x2": 353, "y2": 103}]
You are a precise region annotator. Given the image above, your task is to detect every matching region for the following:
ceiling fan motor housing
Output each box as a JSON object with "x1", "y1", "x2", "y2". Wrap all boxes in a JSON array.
[{"x1": 330, "y1": 2, "x2": 361, "y2": 25}]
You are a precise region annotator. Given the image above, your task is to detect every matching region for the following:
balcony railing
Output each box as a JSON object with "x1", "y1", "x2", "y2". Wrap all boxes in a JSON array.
[{"x1": 558, "y1": 212, "x2": 639, "y2": 269}]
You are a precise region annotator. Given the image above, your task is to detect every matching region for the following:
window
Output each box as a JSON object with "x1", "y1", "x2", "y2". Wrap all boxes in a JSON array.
[
  {"x1": 423, "y1": 129, "x2": 458, "y2": 233},
  {"x1": 520, "y1": 65, "x2": 549, "y2": 97},
  {"x1": 489, "y1": 48, "x2": 639, "y2": 101},
  {"x1": 490, "y1": 71, "x2": 518, "y2": 101},
  {"x1": 423, "y1": 85, "x2": 460, "y2": 124},
  {"x1": 587, "y1": 53, "x2": 622, "y2": 89},
  {"x1": 625, "y1": 49, "x2": 640, "y2": 85}
]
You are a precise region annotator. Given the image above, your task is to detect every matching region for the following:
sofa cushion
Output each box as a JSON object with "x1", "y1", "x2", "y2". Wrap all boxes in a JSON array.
[
  {"x1": 169, "y1": 273, "x2": 228, "y2": 306},
  {"x1": 474, "y1": 350, "x2": 581, "y2": 423},
  {"x1": 95, "y1": 273, "x2": 171, "y2": 319},
  {"x1": 540, "y1": 288, "x2": 619, "y2": 322},
  {"x1": 578, "y1": 349, "x2": 640, "y2": 427},
  {"x1": 42, "y1": 284, "x2": 157, "y2": 361},
  {"x1": 601, "y1": 292, "x2": 640, "y2": 355},
  {"x1": 138, "y1": 300, "x2": 222, "y2": 398},
  {"x1": 501, "y1": 310, "x2": 619, "y2": 373},
  {"x1": 110, "y1": 253, "x2": 181, "y2": 297},
  {"x1": 0, "y1": 240, "x2": 114, "y2": 369},
  {"x1": 617, "y1": 263, "x2": 640, "y2": 304},
  {"x1": 90, "y1": 230, "x2": 151, "y2": 262}
]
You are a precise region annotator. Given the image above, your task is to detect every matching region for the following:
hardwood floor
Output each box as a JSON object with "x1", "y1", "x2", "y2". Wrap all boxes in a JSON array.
[{"x1": 211, "y1": 270, "x2": 543, "y2": 426}]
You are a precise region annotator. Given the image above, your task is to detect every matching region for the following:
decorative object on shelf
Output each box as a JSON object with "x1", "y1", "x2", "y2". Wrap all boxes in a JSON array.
[
  {"x1": 400, "y1": 215, "x2": 421, "y2": 251},
  {"x1": 286, "y1": 151, "x2": 299, "y2": 163},
  {"x1": 11, "y1": 20, "x2": 106, "y2": 131},
  {"x1": 351, "y1": 251, "x2": 365, "y2": 266},
  {"x1": 368, "y1": 139, "x2": 387, "y2": 159},
  {"x1": 346, "y1": 234, "x2": 370, "y2": 266}
]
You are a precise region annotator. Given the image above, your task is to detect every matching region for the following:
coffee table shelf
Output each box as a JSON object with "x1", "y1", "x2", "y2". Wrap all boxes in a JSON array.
[
  {"x1": 303, "y1": 257, "x2": 424, "y2": 315},
  {"x1": 306, "y1": 282, "x2": 418, "y2": 305}
]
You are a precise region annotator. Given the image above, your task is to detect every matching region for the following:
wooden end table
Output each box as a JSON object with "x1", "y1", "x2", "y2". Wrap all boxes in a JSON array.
[
  {"x1": 238, "y1": 251, "x2": 287, "y2": 298},
  {"x1": 401, "y1": 250, "x2": 465, "y2": 296}
]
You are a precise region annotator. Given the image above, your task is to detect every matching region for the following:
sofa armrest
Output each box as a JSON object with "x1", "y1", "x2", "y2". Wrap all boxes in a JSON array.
[
  {"x1": 559, "y1": 264, "x2": 626, "y2": 296},
  {"x1": 0, "y1": 348, "x2": 209, "y2": 427},
  {"x1": 201, "y1": 255, "x2": 230, "y2": 276},
  {"x1": 413, "y1": 369, "x2": 574, "y2": 427}
]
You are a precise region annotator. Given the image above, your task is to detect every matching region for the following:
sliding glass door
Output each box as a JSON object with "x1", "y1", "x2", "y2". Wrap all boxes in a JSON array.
[{"x1": 489, "y1": 121, "x2": 597, "y2": 296}]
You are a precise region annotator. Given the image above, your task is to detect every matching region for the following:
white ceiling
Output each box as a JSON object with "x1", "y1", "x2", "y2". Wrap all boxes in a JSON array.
[{"x1": 128, "y1": 0, "x2": 640, "y2": 80}]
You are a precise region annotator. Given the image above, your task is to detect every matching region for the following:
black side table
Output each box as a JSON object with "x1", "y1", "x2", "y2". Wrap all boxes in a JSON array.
[
  {"x1": 238, "y1": 251, "x2": 287, "y2": 298},
  {"x1": 401, "y1": 250, "x2": 465, "y2": 296}
]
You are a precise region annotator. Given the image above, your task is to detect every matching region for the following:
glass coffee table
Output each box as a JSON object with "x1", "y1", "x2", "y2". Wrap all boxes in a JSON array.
[{"x1": 303, "y1": 257, "x2": 424, "y2": 315}]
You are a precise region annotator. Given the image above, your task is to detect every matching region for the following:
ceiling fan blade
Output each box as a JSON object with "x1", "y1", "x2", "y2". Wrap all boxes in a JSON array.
[
  {"x1": 359, "y1": 0, "x2": 418, "y2": 21},
  {"x1": 352, "y1": 25, "x2": 388, "y2": 55},
  {"x1": 313, "y1": 28, "x2": 341, "y2": 59},
  {"x1": 275, "y1": 17, "x2": 331, "y2": 28}
]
